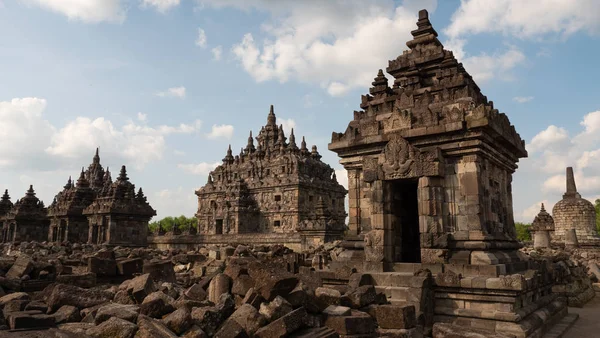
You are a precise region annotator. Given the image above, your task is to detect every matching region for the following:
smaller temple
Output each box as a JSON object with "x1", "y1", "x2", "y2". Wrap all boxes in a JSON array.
[
  {"x1": 3, "y1": 185, "x2": 49, "y2": 243},
  {"x1": 83, "y1": 165, "x2": 156, "y2": 246},
  {"x1": 0, "y1": 190, "x2": 13, "y2": 242},
  {"x1": 551, "y1": 167, "x2": 599, "y2": 246},
  {"x1": 530, "y1": 203, "x2": 554, "y2": 248},
  {"x1": 47, "y1": 169, "x2": 96, "y2": 243}
]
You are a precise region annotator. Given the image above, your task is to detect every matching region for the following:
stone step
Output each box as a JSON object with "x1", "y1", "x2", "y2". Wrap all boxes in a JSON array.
[{"x1": 542, "y1": 313, "x2": 578, "y2": 338}]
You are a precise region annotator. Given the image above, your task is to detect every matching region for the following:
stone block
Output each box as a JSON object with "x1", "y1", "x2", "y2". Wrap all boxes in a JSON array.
[
  {"x1": 6, "y1": 256, "x2": 34, "y2": 279},
  {"x1": 162, "y1": 308, "x2": 192, "y2": 335},
  {"x1": 128, "y1": 273, "x2": 157, "y2": 304},
  {"x1": 88, "y1": 257, "x2": 117, "y2": 276},
  {"x1": 207, "y1": 273, "x2": 231, "y2": 303},
  {"x1": 255, "y1": 307, "x2": 307, "y2": 338},
  {"x1": 8, "y1": 312, "x2": 55, "y2": 330},
  {"x1": 137, "y1": 315, "x2": 178, "y2": 338},
  {"x1": 143, "y1": 260, "x2": 176, "y2": 283},
  {"x1": 471, "y1": 251, "x2": 499, "y2": 265},
  {"x1": 374, "y1": 305, "x2": 416, "y2": 329},
  {"x1": 86, "y1": 316, "x2": 138, "y2": 338},
  {"x1": 324, "y1": 309, "x2": 374, "y2": 335},
  {"x1": 56, "y1": 273, "x2": 97, "y2": 288},
  {"x1": 259, "y1": 296, "x2": 293, "y2": 322},
  {"x1": 117, "y1": 258, "x2": 144, "y2": 276},
  {"x1": 94, "y1": 303, "x2": 139, "y2": 325}
]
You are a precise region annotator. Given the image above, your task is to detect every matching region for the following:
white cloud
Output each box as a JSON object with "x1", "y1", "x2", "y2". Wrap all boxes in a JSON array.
[
  {"x1": 46, "y1": 117, "x2": 201, "y2": 169},
  {"x1": 206, "y1": 124, "x2": 234, "y2": 140},
  {"x1": 513, "y1": 96, "x2": 534, "y2": 103},
  {"x1": 335, "y1": 168, "x2": 348, "y2": 190},
  {"x1": 211, "y1": 46, "x2": 223, "y2": 60},
  {"x1": 278, "y1": 118, "x2": 296, "y2": 135},
  {"x1": 207, "y1": 1, "x2": 437, "y2": 96},
  {"x1": 22, "y1": 0, "x2": 125, "y2": 23},
  {"x1": 137, "y1": 112, "x2": 147, "y2": 122},
  {"x1": 0, "y1": 98, "x2": 55, "y2": 168},
  {"x1": 156, "y1": 86, "x2": 186, "y2": 98},
  {"x1": 140, "y1": 0, "x2": 180, "y2": 13},
  {"x1": 526, "y1": 125, "x2": 569, "y2": 154},
  {"x1": 460, "y1": 46, "x2": 525, "y2": 83},
  {"x1": 195, "y1": 28, "x2": 207, "y2": 48},
  {"x1": 178, "y1": 162, "x2": 220, "y2": 175},
  {"x1": 151, "y1": 187, "x2": 197, "y2": 219},
  {"x1": 445, "y1": 0, "x2": 600, "y2": 40}
]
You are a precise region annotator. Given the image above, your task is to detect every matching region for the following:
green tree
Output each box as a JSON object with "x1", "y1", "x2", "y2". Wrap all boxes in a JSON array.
[
  {"x1": 515, "y1": 222, "x2": 531, "y2": 242},
  {"x1": 148, "y1": 215, "x2": 197, "y2": 233},
  {"x1": 595, "y1": 199, "x2": 600, "y2": 234}
]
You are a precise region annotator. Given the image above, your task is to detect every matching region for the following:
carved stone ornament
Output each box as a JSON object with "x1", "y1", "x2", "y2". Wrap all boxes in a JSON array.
[{"x1": 381, "y1": 136, "x2": 416, "y2": 179}]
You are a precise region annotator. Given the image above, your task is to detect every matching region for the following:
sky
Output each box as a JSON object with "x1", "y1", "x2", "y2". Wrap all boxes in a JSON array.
[{"x1": 0, "y1": 0, "x2": 599, "y2": 223}]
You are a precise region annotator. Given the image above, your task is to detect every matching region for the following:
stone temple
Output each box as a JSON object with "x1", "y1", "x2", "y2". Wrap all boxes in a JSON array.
[
  {"x1": 193, "y1": 106, "x2": 347, "y2": 248},
  {"x1": 0, "y1": 149, "x2": 156, "y2": 246},
  {"x1": 551, "y1": 167, "x2": 599, "y2": 246},
  {"x1": 325, "y1": 10, "x2": 570, "y2": 337}
]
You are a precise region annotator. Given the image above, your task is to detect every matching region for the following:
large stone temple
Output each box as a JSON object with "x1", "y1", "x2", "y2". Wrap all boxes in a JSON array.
[
  {"x1": 326, "y1": 10, "x2": 568, "y2": 337},
  {"x1": 1, "y1": 186, "x2": 49, "y2": 243},
  {"x1": 192, "y1": 106, "x2": 347, "y2": 248}
]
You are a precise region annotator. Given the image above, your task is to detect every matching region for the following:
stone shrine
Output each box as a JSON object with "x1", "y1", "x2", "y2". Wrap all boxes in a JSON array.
[
  {"x1": 193, "y1": 106, "x2": 347, "y2": 248},
  {"x1": 551, "y1": 167, "x2": 599, "y2": 246},
  {"x1": 326, "y1": 9, "x2": 570, "y2": 337},
  {"x1": 0, "y1": 190, "x2": 13, "y2": 242},
  {"x1": 1, "y1": 185, "x2": 49, "y2": 243},
  {"x1": 83, "y1": 165, "x2": 156, "y2": 246},
  {"x1": 530, "y1": 204, "x2": 554, "y2": 249}
]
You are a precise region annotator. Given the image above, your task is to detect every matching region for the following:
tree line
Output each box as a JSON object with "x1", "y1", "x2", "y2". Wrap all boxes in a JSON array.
[{"x1": 148, "y1": 215, "x2": 197, "y2": 233}]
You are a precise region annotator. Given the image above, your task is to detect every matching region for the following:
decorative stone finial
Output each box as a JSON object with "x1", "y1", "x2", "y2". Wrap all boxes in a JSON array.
[
  {"x1": 288, "y1": 128, "x2": 297, "y2": 150},
  {"x1": 118, "y1": 165, "x2": 129, "y2": 182},
  {"x1": 406, "y1": 8, "x2": 440, "y2": 49},
  {"x1": 267, "y1": 105, "x2": 276, "y2": 126},
  {"x1": 564, "y1": 167, "x2": 581, "y2": 199},
  {"x1": 223, "y1": 144, "x2": 234, "y2": 164},
  {"x1": 1, "y1": 189, "x2": 10, "y2": 202},
  {"x1": 93, "y1": 147, "x2": 100, "y2": 163}
]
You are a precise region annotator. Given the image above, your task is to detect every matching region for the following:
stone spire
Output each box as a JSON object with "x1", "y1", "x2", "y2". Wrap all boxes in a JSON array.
[
  {"x1": 1, "y1": 189, "x2": 9, "y2": 202},
  {"x1": 267, "y1": 105, "x2": 276, "y2": 126},
  {"x1": 118, "y1": 165, "x2": 129, "y2": 182},
  {"x1": 136, "y1": 188, "x2": 147, "y2": 202},
  {"x1": 223, "y1": 145, "x2": 234, "y2": 164},
  {"x1": 26, "y1": 185, "x2": 35, "y2": 197},
  {"x1": 406, "y1": 9, "x2": 441, "y2": 49},
  {"x1": 311, "y1": 145, "x2": 322, "y2": 160},
  {"x1": 288, "y1": 128, "x2": 298, "y2": 150},
  {"x1": 370, "y1": 69, "x2": 390, "y2": 95},
  {"x1": 276, "y1": 124, "x2": 287, "y2": 146},
  {"x1": 563, "y1": 167, "x2": 581, "y2": 199},
  {"x1": 104, "y1": 167, "x2": 112, "y2": 184},
  {"x1": 64, "y1": 176, "x2": 73, "y2": 190},
  {"x1": 76, "y1": 167, "x2": 90, "y2": 188},
  {"x1": 245, "y1": 130, "x2": 255, "y2": 154},
  {"x1": 300, "y1": 136, "x2": 309, "y2": 156},
  {"x1": 93, "y1": 147, "x2": 100, "y2": 164}
]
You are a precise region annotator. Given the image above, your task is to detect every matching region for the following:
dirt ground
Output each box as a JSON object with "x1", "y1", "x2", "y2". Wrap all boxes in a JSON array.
[{"x1": 564, "y1": 294, "x2": 600, "y2": 338}]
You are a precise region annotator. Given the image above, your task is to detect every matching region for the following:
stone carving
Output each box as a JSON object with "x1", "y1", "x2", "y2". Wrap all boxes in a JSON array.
[
  {"x1": 364, "y1": 230, "x2": 385, "y2": 262},
  {"x1": 381, "y1": 137, "x2": 415, "y2": 179}
]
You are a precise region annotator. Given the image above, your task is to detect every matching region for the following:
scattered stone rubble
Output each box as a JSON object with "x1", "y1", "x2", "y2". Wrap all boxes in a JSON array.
[{"x1": 0, "y1": 241, "x2": 425, "y2": 337}]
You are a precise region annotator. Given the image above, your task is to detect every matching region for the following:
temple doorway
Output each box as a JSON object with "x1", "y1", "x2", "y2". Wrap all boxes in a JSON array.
[
  {"x1": 215, "y1": 219, "x2": 223, "y2": 234},
  {"x1": 389, "y1": 179, "x2": 420, "y2": 263}
]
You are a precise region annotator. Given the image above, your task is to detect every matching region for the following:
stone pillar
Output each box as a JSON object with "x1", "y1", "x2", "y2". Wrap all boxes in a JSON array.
[
  {"x1": 455, "y1": 155, "x2": 484, "y2": 235},
  {"x1": 347, "y1": 169, "x2": 361, "y2": 236},
  {"x1": 533, "y1": 230, "x2": 551, "y2": 249},
  {"x1": 418, "y1": 176, "x2": 447, "y2": 264},
  {"x1": 565, "y1": 229, "x2": 579, "y2": 248}
]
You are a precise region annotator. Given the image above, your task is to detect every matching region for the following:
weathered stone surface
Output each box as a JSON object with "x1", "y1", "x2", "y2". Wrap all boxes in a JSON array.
[
  {"x1": 207, "y1": 273, "x2": 231, "y2": 303},
  {"x1": 140, "y1": 297, "x2": 174, "y2": 319},
  {"x1": 248, "y1": 263, "x2": 299, "y2": 301},
  {"x1": 184, "y1": 283, "x2": 207, "y2": 301},
  {"x1": 6, "y1": 256, "x2": 34, "y2": 279},
  {"x1": 226, "y1": 303, "x2": 267, "y2": 335},
  {"x1": 88, "y1": 257, "x2": 117, "y2": 276},
  {"x1": 190, "y1": 294, "x2": 235, "y2": 336},
  {"x1": 374, "y1": 305, "x2": 416, "y2": 329},
  {"x1": 182, "y1": 325, "x2": 208, "y2": 338},
  {"x1": 94, "y1": 303, "x2": 139, "y2": 324},
  {"x1": 47, "y1": 284, "x2": 112, "y2": 312},
  {"x1": 162, "y1": 307, "x2": 192, "y2": 335},
  {"x1": 53, "y1": 305, "x2": 82, "y2": 324},
  {"x1": 214, "y1": 320, "x2": 248, "y2": 338},
  {"x1": 323, "y1": 305, "x2": 351, "y2": 317},
  {"x1": 315, "y1": 287, "x2": 341, "y2": 306},
  {"x1": 0, "y1": 292, "x2": 30, "y2": 307},
  {"x1": 342, "y1": 285, "x2": 376, "y2": 308},
  {"x1": 128, "y1": 273, "x2": 156, "y2": 304},
  {"x1": 232, "y1": 274, "x2": 255, "y2": 296},
  {"x1": 143, "y1": 260, "x2": 176, "y2": 283},
  {"x1": 86, "y1": 316, "x2": 138, "y2": 338},
  {"x1": 324, "y1": 309, "x2": 374, "y2": 335},
  {"x1": 118, "y1": 258, "x2": 144, "y2": 277},
  {"x1": 255, "y1": 307, "x2": 307, "y2": 338},
  {"x1": 136, "y1": 315, "x2": 178, "y2": 338},
  {"x1": 259, "y1": 295, "x2": 293, "y2": 322},
  {"x1": 56, "y1": 273, "x2": 97, "y2": 288},
  {"x1": 58, "y1": 322, "x2": 95, "y2": 334},
  {"x1": 432, "y1": 322, "x2": 514, "y2": 338}
]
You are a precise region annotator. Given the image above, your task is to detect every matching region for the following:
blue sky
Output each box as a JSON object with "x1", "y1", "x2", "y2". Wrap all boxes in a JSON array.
[{"x1": 1, "y1": 0, "x2": 599, "y2": 223}]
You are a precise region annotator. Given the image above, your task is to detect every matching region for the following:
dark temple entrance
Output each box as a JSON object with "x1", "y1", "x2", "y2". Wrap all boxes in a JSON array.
[
  {"x1": 389, "y1": 179, "x2": 420, "y2": 263},
  {"x1": 215, "y1": 219, "x2": 223, "y2": 234}
]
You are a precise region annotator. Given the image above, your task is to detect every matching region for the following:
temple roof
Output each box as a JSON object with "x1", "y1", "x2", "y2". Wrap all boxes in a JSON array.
[{"x1": 7, "y1": 185, "x2": 47, "y2": 220}]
